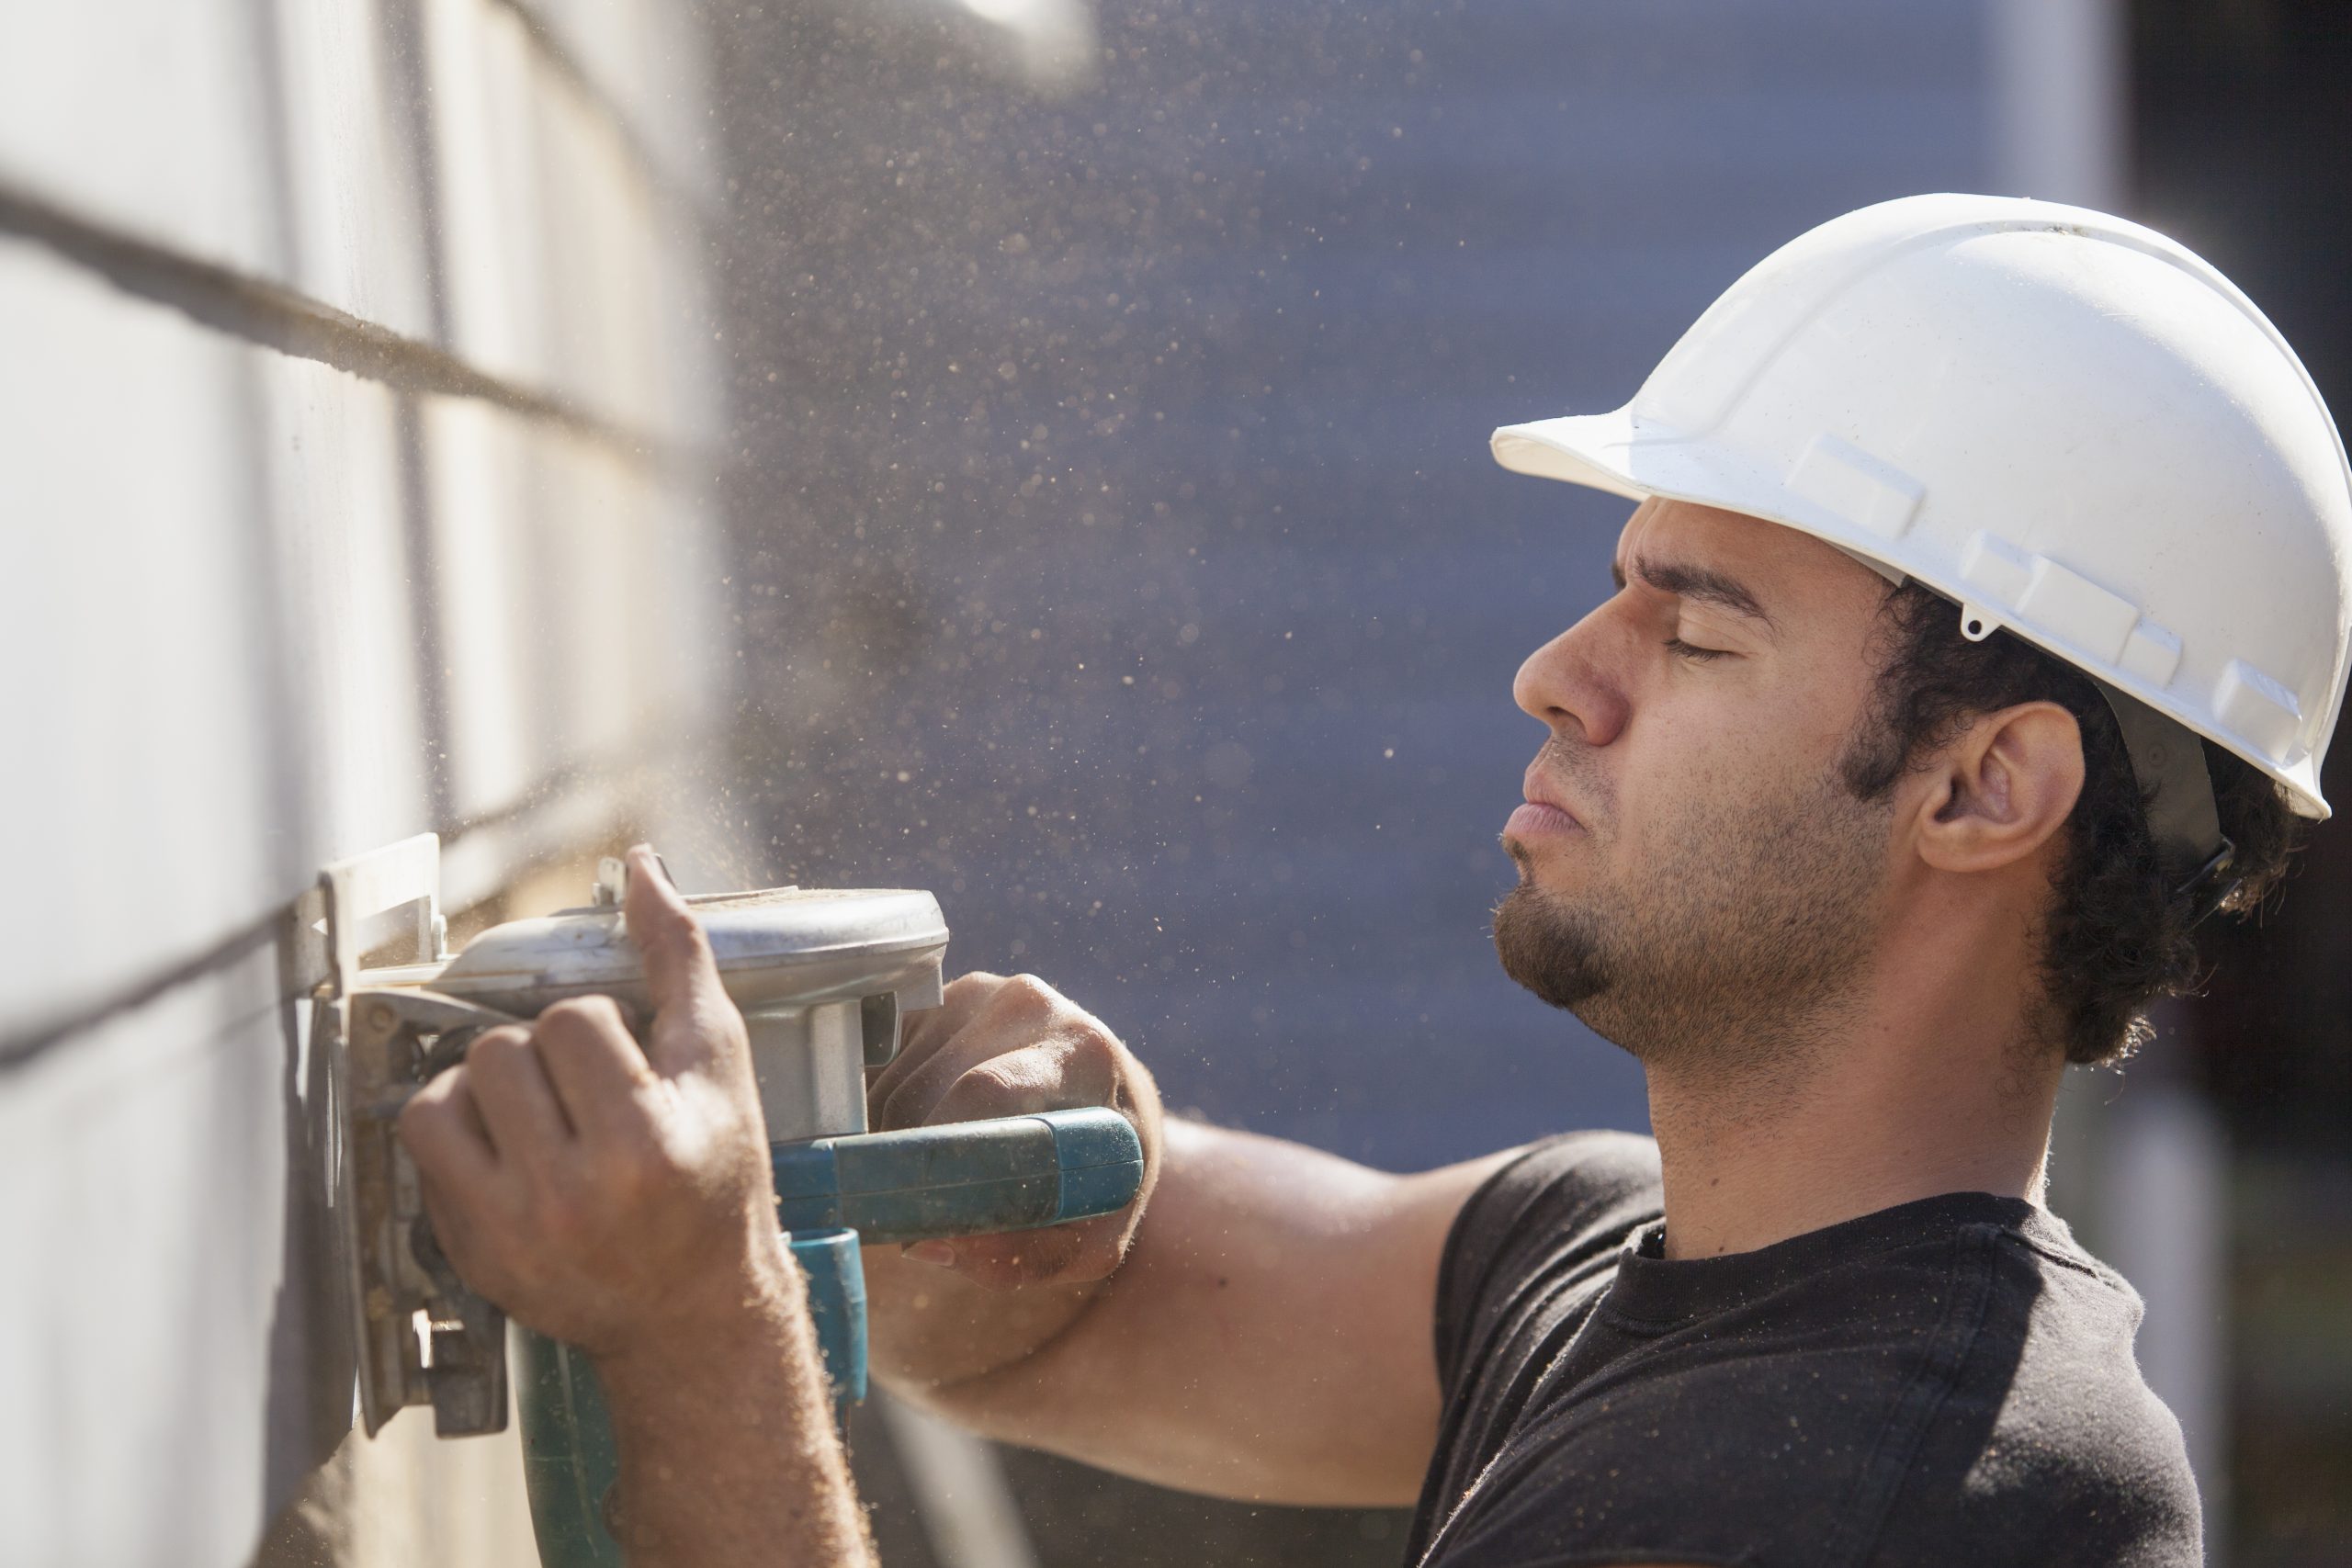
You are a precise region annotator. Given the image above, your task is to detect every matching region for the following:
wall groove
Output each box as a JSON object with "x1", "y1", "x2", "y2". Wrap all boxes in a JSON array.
[
  {"x1": 0, "y1": 182, "x2": 684, "y2": 474},
  {"x1": 0, "y1": 739, "x2": 699, "y2": 1074},
  {"x1": 0, "y1": 906, "x2": 290, "y2": 1077}
]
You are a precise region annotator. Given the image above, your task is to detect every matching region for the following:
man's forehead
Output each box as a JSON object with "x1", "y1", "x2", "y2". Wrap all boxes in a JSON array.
[
  {"x1": 1612, "y1": 498, "x2": 1879, "y2": 593},
  {"x1": 1617, "y1": 498, "x2": 1784, "y2": 565}
]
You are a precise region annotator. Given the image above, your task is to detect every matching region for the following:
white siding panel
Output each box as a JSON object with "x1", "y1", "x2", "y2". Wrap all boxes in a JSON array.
[
  {"x1": 0, "y1": 245, "x2": 445, "y2": 1034},
  {"x1": 268, "y1": 0, "x2": 442, "y2": 340},
  {"x1": 0, "y1": 0, "x2": 281, "y2": 281},
  {"x1": 421, "y1": 395, "x2": 543, "y2": 819},
  {"x1": 533, "y1": 71, "x2": 667, "y2": 438},
  {"x1": 0, "y1": 1, "x2": 439, "y2": 344},
  {"x1": 0, "y1": 946, "x2": 299, "y2": 1568},
  {"x1": 0, "y1": 0, "x2": 728, "y2": 1556},
  {"x1": 534, "y1": 434, "x2": 646, "y2": 763},
  {"x1": 424, "y1": 396, "x2": 716, "y2": 820},
  {"x1": 252, "y1": 362, "x2": 438, "y2": 863},
  {"x1": 0, "y1": 929, "x2": 539, "y2": 1568},
  {"x1": 424, "y1": 0, "x2": 688, "y2": 441},
  {"x1": 511, "y1": 0, "x2": 720, "y2": 198},
  {"x1": 647, "y1": 473, "x2": 730, "y2": 738},
  {"x1": 423, "y1": 0, "x2": 553, "y2": 399},
  {"x1": 0, "y1": 241, "x2": 288, "y2": 1030}
]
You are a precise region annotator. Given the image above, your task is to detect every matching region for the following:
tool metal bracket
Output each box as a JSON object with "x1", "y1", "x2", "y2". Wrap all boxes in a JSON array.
[{"x1": 317, "y1": 834, "x2": 513, "y2": 1438}]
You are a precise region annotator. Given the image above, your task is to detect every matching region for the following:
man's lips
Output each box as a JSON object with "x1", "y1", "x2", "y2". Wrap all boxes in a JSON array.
[
  {"x1": 1518, "y1": 764, "x2": 1584, "y2": 825},
  {"x1": 1509, "y1": 757, "x2": 1590, "y2": 843},
  {"x1": 1506, "y1": 800, "x2": 1583, "y2": 840}
]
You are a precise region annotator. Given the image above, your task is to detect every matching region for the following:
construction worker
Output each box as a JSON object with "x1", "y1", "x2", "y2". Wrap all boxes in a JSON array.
[{"x1": 398, "y1": 196, "x2": 2351, "y2": 1565}]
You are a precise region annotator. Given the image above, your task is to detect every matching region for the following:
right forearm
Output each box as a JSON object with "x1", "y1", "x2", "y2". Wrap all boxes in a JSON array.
[
  {"x1": 854, "y1": 973, "x2": 1491, "y2": 1505},
  {"x1": 864, "y1": 1244, "x2": 1110, "y2": 1393},
  {"x1": 875, "y1": 1120, "x2": 1493, "y2": 1506}
]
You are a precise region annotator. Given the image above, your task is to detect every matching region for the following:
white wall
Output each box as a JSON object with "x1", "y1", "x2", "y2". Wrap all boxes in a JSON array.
[{"x1": 0, "y1": 3, "x2": 730, "y2": 1563}]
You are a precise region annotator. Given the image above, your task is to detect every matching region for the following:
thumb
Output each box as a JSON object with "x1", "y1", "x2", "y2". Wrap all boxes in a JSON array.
[{"x1": 622, "y1": 844, "x2": 737, "y2": 1077}]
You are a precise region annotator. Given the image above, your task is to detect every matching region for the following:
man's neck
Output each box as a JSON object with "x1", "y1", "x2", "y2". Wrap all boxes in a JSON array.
[{"x1": 1640, "y1": 907, "x2": 2064, "y2": 1261}]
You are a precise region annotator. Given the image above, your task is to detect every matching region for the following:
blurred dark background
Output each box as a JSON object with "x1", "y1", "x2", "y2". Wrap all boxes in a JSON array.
[
  {"x1": 2134, "y1": 4, "x2": 2352, "y2": 1560},
  {"x1": 694, "y1": 1, "x2": 2351, "y2": 1562}
]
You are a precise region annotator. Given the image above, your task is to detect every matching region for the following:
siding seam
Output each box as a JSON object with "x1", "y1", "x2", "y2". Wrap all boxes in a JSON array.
[
  {"x1": 0, "y1": 182, "x2": 681, "y2": 473},
  {"x1": 0, "y1": 907, "x2": 288, "y2": 1077},
  {"x1": 0, "y1": 746, "x2": 689, "y2": 1072}
]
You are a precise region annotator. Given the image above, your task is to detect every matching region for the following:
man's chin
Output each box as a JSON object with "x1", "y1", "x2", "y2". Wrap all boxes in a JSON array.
[{"x1": 1492, "y1": 881, "x2": 1611, "y2": 1013}]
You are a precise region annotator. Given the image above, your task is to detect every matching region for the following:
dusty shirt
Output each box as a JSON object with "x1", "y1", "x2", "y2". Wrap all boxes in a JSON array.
[{"x1": 1405, "y1": 1132, "x2": 2202, "y2": 1568}]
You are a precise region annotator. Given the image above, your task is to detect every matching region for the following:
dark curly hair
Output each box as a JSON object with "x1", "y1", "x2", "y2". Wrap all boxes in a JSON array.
[{"x1": 1838, "y1": 581, "x2": 2302, "y2": 1065}]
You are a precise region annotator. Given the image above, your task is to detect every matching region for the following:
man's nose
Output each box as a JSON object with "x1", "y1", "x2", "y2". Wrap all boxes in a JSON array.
[{"x1": 1513, "y1": 612, "x2": 1630, "y2": 748}]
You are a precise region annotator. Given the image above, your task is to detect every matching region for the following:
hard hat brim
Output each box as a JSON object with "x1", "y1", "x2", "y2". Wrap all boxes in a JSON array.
[
  {"x1": 1490, "y1": 410, "x2": 1660, "y2": 503},
  {"x1": 1493, "y1": 409, "x2": 1831, "y2": 536},
  {"x1": 1492, "y1": 411, "x2": 1910, "y2": 587}
]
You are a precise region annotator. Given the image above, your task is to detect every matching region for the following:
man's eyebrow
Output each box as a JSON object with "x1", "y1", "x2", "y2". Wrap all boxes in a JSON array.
[{"x1": 1611, "y1": 554, "x2": 1778, "y2": 632}]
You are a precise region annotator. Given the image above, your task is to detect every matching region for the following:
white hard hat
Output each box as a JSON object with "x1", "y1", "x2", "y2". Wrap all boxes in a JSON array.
[{"x1": 1493, "y1": 194, "x2": 2352, "y2": 854}]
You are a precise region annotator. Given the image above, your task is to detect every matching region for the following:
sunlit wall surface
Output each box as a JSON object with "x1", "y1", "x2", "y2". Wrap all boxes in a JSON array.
[{"x1": 0, "y1": 3, "x2": 729, "y2": 1562}]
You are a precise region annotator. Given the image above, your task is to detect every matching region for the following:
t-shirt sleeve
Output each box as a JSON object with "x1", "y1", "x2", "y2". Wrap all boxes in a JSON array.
[{"x1": 1430, "y1": 1131, "x2": 1664, "y2": 1400}]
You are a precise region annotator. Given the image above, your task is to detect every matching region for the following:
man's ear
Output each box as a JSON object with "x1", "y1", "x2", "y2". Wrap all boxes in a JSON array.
[{"x1": 1907, "y1": 701, "x2": 2086, "y2": 874}]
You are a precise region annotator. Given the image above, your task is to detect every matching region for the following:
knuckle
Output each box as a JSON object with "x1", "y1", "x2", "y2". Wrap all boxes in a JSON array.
[
  {"x1": 944, "y1": 971, "x2": 1005, "y2": 1000},
  {"x1": 1002, "y1": 973, "x2": 1056, "y2": 1009},
  {"x1": 466, "y1": 1026, "x2": 527, "y2": 1067},
  {"x1": 394, "y1": 1089, "x2": 441, "y2": 1142},
  {"x1": 1065, "y1": 1027, "x2": 1122, "y2": 1076},
  {"x1": 660, "y1": 920, "x2": 714, "y2": 969},
  {"x1": 539, "y1": 995, "x2": 623, "y2": 1035}
]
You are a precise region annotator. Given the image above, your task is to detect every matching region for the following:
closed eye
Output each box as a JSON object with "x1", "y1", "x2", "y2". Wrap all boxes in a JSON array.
[{"x1": 1665, "y1": 637, "x2": 1731, "y2": 662}]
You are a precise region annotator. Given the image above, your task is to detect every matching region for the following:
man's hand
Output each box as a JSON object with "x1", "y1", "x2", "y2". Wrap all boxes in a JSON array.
[
  {"x1": 866, "y1": 971, "x2": 1164, "y2": 1292},
  {"x1": 859, "y1": 973, "x2": 1164, "y2": 1404},
  {"x1": 395, "y1": 845, "x2": 785, "y2": 1359},
  {"x1": 395, "y1": 844, "x2": 870, "y2": 1567}
]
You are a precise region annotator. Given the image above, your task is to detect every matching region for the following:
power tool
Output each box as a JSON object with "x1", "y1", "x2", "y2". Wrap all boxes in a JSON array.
[{"x1": 318, "y1": 836, "x2": 1144, "y2": 1565}]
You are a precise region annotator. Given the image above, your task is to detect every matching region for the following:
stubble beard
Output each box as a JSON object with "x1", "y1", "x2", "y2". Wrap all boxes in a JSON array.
[{"x1": 1493, "y1": 753, "x2": 1891, "y2": 1085}]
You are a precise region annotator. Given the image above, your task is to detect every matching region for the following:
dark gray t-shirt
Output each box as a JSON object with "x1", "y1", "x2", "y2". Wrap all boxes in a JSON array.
[{"x1": 1406, "y1": 1132, "x2": 2201, "y2": 1567}]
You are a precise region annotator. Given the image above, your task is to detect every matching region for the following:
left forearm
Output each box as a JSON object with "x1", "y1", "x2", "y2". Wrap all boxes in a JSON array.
[{"x1": 594, "y1": 1249, "x2": 872, "y2": 1567}]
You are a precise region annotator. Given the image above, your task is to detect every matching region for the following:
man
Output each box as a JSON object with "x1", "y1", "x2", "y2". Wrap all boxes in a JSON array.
[{"x1": 400, "y1": 196, "x2": 2352, "y2": 1564}]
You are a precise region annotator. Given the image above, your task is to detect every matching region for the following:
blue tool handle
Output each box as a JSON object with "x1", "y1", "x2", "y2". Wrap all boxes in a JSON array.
[
  {"x1": 773, "y1": 1106, "x2": 1145, "y2": 1244},
  {"x1": 790, "y1": 1228, "x2": 867, "y2": 1407}
]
